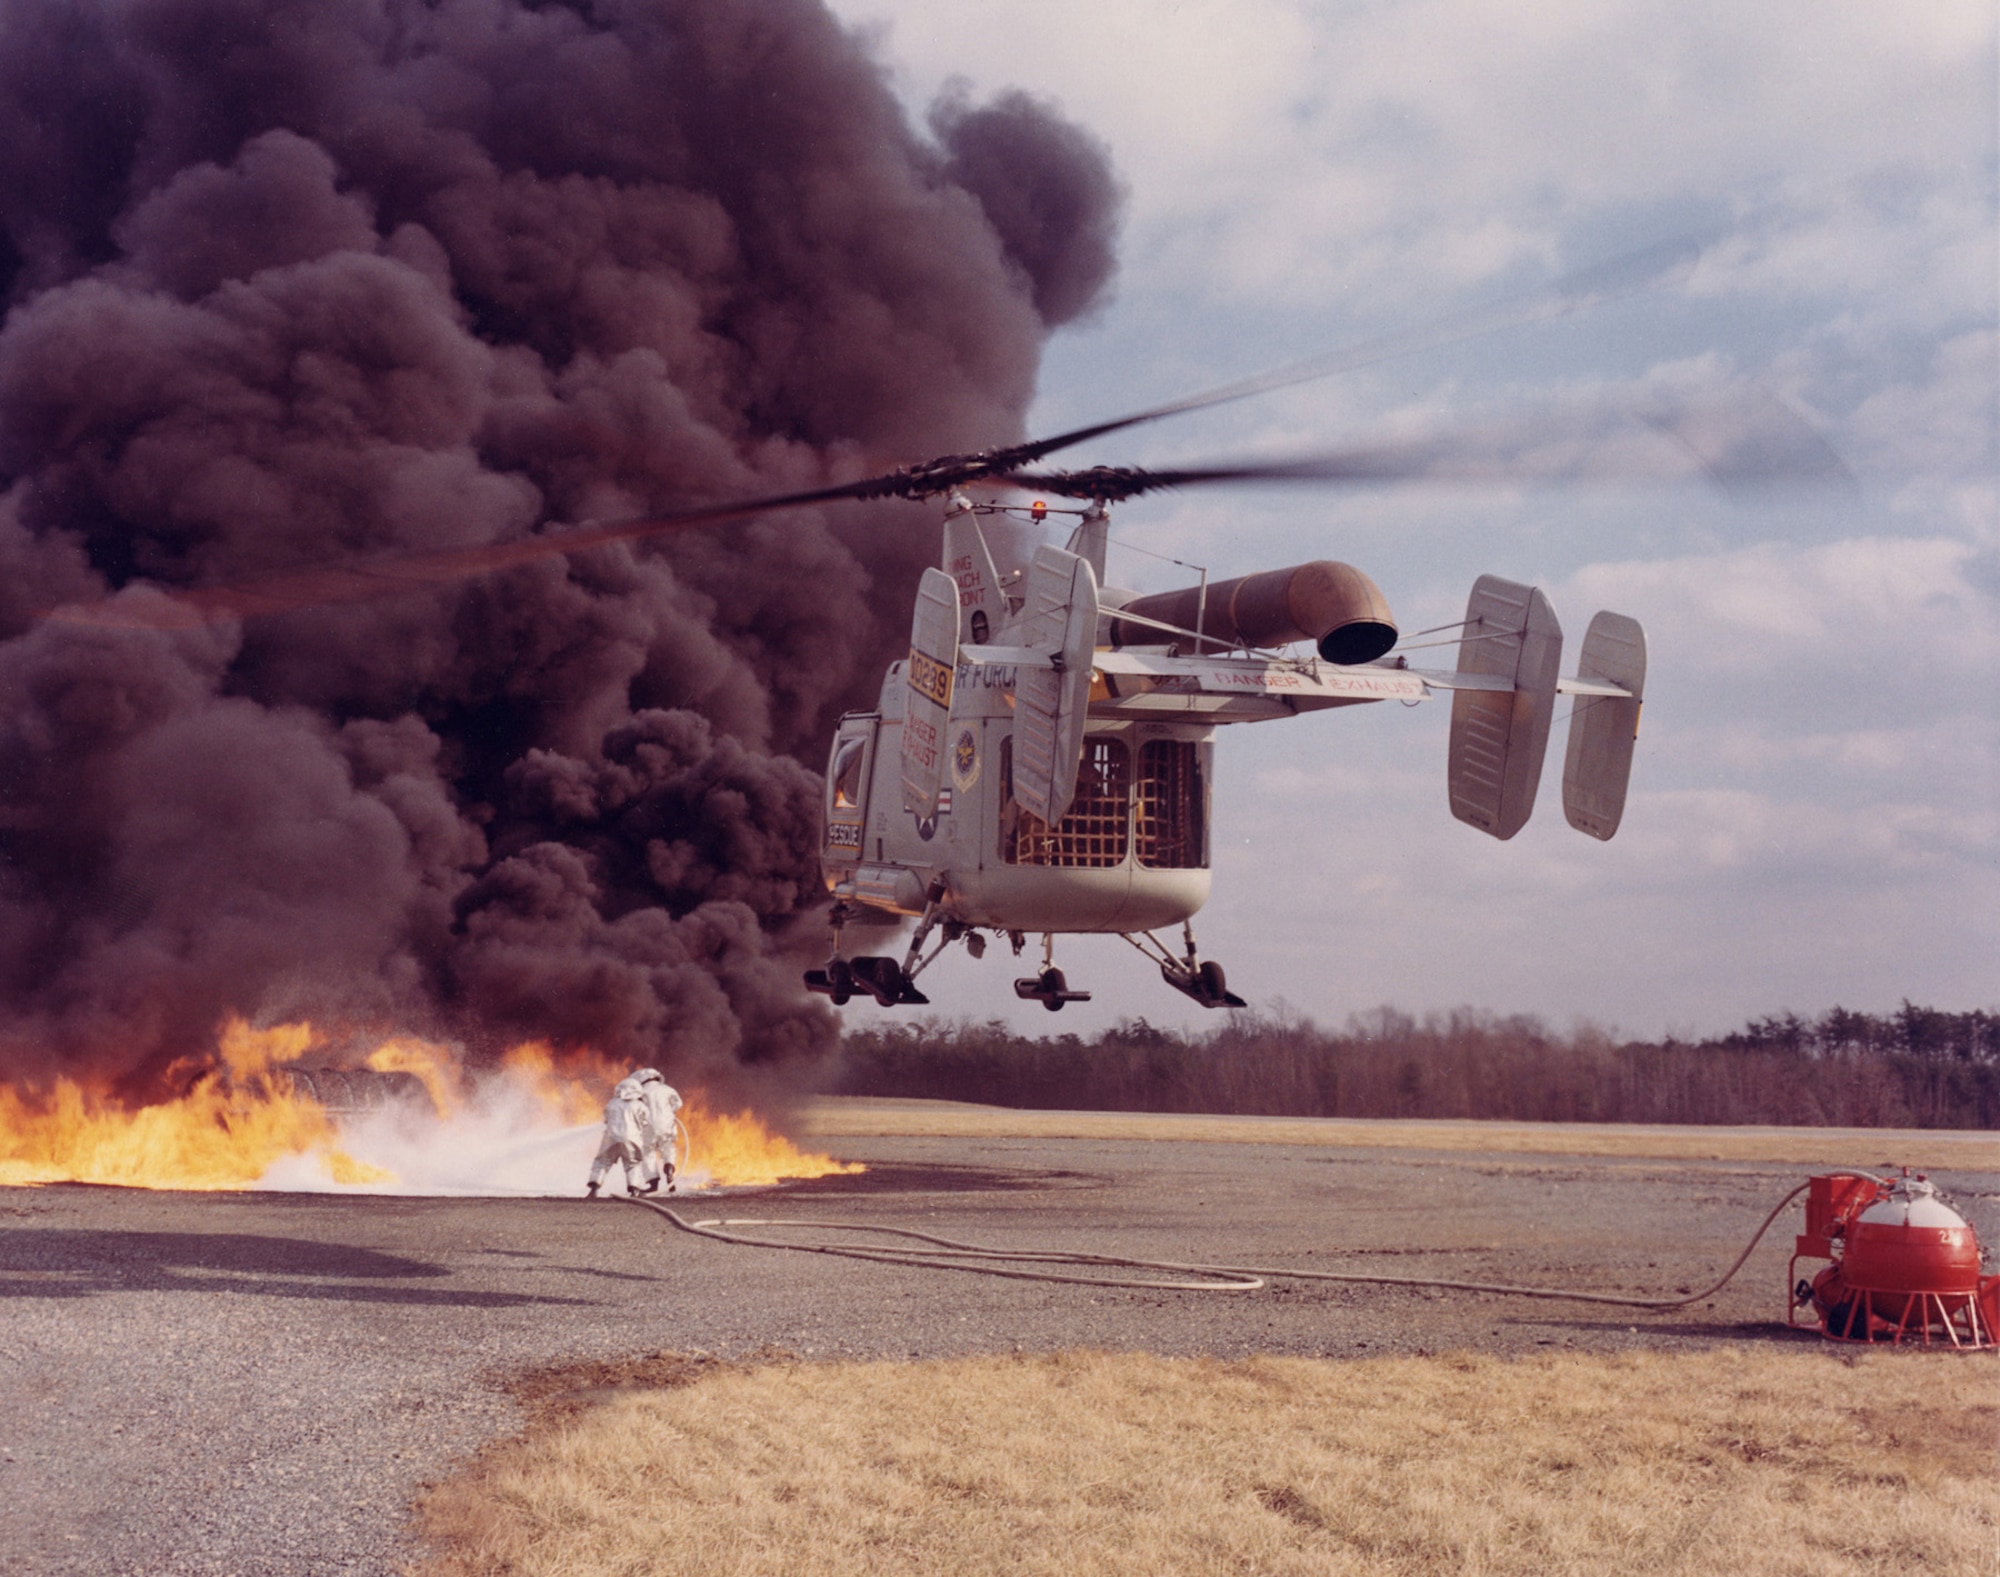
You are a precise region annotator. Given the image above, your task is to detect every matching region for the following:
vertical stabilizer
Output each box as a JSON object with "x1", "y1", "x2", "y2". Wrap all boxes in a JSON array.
[
  {"x1": 1064, "y1": 502, "x2": 1110, "y2": 584},
  {"x1": 900, "y1": 566, "x2": 959, "y2": 817},
  {"x1": 1013, "y1": 545, "x2": 1099, "y2": 826},
  {"x1": 1448, "y1": 575, "x2": 1562, "y2": 840},
  {"x1": 1562, "y1": 612, "x2": 1646, "y2": 840},
  {"x1": 942, "y1": 498, "x2": 1004, "y2": 647}
]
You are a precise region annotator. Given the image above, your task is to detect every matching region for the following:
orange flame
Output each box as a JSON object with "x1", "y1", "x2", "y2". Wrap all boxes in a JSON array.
[
  {"x1": 363, "y1": 1034, "x2": 463, "y2": 1118},
  {"x1": 0, "y1": 1019, "x2": 390, "y2": 1190},
  {"x1": 0, "y1": 1019, "x2": 859, "y2": 1193},
  {"x1": 497, "y1": 1040, "x2": 621, "y2": 1126},
  {"x1": 679, "y1": 1103, "x2": 862, "y2": 1186}
]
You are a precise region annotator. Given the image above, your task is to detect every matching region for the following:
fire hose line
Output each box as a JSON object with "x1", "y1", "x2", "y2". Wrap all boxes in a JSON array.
[
  {"x1": 625, "y1": 1197, "x2": 1264, "y2": 1291},
  {"x1": 623, "y1": 1180, "x2": 1812, "y2": 1308}
]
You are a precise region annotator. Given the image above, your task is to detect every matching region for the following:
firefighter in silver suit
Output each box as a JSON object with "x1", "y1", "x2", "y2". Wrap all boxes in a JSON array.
[{"x1": 585, "y1": 1076, "x2": 658, "y2": 1197}]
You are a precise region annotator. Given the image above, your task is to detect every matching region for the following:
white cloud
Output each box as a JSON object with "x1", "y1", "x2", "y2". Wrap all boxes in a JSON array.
[
  {"x1": 1613, "y1": 787, "x2": 1997, "y2": 881},
  {"x1": 1657, "y1": 717, "x2": 1998, "y2": 785},
  {"x1": 834, "y1": 0, "x2": 1997, "y2": 312},
  {"x1": 1563, "y1": 535, "x2": 1998, "y2": 668},
  {"x1": 1845, "y1": 329, "x2": 2000, "y2": 475}
]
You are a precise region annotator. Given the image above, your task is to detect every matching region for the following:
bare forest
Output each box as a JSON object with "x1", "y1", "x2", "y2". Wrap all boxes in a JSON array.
[{"x1": 830, "y1": 1005, "x2": 2000, "y2": 1129}]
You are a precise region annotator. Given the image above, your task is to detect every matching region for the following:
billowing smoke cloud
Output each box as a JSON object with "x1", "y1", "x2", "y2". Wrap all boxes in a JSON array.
[{"x1": 0, "y1": 0, "x2": 1121, "y2": 1102}]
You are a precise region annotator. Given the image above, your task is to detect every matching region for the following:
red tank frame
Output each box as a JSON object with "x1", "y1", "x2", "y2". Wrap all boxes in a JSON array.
[{"x1": 1789, "y1": 1172, "x2": 1997, "y2": 1350}]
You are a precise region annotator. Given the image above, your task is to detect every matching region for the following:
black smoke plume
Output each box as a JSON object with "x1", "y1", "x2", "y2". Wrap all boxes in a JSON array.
[{"x1": 0, "y1": 0, "x2": 1121, "y2": 1103}]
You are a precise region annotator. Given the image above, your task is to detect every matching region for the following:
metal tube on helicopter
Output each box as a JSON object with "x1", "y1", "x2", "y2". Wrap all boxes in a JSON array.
[{"x1": 1107, "y1": 560, "x2": 1398, "y2": 664}]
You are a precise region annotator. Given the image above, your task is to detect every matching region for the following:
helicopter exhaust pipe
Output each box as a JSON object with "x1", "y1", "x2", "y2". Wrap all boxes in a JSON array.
[{"x1": 1108, "y1": 560, "x2": 1397, "y2": 664}]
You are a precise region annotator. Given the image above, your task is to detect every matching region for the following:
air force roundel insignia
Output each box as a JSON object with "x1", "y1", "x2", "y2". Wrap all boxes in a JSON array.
[{"x1": 950, "y1": 727, "x2": 979, "y2": 793}]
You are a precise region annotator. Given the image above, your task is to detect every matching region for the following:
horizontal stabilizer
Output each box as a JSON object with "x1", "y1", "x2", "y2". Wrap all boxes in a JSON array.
[
  {"x1": 1562, "y1": 612, "x2": 1646, "y2": 840},
  {"x1": 1448, "y1": 575, "x2": 1561, "y2": 840}
]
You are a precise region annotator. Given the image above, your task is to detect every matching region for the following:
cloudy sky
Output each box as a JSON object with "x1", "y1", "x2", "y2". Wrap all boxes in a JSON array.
[{"x1": 821, "y1": 0, "x2": 1997, "y2": 1038}]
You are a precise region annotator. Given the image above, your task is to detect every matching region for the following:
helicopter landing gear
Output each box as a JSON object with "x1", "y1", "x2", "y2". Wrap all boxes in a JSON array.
[
  {"x1": 805, "y1": 952, "x2": 929, "y2": 1006},
  {"x1": 805, "y1": 901, "x2": 930, "y2": 1007},
  {"x1": 804, "y1": 902, "x2": 858, "y2": 1003},
  {"x1": 1013, "y1": 935, "x2": 1093, "y2": 1012},
  {"x1": 1015, "y1": 967, "x2": 1090, "y2": 1011},
  {"x1": 846, "y1": 955, "x2": 929, "y2": 1007},
  {"x1": 804, "y1": 956, "x2": 856, "y2": 1004},
  {"x1": 1124, "y1": 923, "x2": 1247, "y2": 1009},
  {"x1": 805, "y1": 891, "x2": 956, "y2": 1008}
]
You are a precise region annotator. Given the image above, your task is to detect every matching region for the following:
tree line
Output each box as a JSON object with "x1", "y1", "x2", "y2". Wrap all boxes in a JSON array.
[{"x1": 829, "y1": 1004, "x2": 1999, "y2": 1129}]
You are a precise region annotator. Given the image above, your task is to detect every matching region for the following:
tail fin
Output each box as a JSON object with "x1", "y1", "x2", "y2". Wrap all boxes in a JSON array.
[
  {"x1": 1447, "y1": 575, "x2": 1562, "y2": 840},
  {"x1": 1561, "y1": 612, "x2": 1646, "y2": 840},
  {"x1": 942, "y1": 498, "x2": 1004, "y2": 646},
  {"x1": 1011, "y1": 545, "x2": 1099, "y2": 826},
  {"x1": 899, "y1": 567, "x2": 960, "y2": 817}
]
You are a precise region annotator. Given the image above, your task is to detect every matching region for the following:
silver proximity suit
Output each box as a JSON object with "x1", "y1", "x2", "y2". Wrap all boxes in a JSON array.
[
  {"x1": 587, "y1": 1079, "x2": 658, "y2": 1192},
  {"x1": 636, "y1": 1070, "x2": 682, "y2": 1178}
]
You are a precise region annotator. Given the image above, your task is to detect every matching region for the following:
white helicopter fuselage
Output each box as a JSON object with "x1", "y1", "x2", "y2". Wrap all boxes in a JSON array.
[{"x1": 821, "y1": 661, "x2": 1215, "y2": 936}]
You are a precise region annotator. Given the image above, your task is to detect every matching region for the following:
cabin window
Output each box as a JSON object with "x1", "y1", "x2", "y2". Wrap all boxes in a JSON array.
[
  {"x1": 1001, "y1": 735, "x2": 1130, "y2": 868},
  {"x1": 830, "y1": 736, "x2": 867, "y2": 811},
  {"x1": 1134, "y1": 739, "x2": 1207, "y2": 869}
]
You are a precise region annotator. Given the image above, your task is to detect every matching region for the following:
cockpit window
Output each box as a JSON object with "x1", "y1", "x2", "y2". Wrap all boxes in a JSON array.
[{"x1": 830, "y1": 737, "x2": 867, "y2": 810}]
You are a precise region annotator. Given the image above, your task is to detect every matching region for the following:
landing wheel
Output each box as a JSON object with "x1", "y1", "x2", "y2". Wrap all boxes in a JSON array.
[
  {"x1": 1153, "y1": 950, "x2": 1247, "y2": 1009},
  {"x1": 826, "y1": 958, "x2": 853, "y2": 1006},
  {"x1": 846, "y1": 955, "x2": 929, "y2": 1007},
  {"x1": 1014, "y1": 962, "x2": 1091, "y2": 1008}
]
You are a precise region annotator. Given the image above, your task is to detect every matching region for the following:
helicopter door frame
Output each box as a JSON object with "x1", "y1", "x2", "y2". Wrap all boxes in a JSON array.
[{"x1": 824, "y1": 713, "x2": 879, "y2": 867}]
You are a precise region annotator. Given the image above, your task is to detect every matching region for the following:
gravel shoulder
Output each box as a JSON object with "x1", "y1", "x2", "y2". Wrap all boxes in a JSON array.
[{"x1": 2, "y1": 1113, "x2": 1994, "y2": 1576}]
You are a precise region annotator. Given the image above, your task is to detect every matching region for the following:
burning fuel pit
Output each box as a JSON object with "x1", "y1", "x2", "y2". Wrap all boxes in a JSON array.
[
  {"x1": 0, "y1": 1015, "x2": 861, "y2": 1197},
  {"x1": 275, "y1": 1066, "x2": 432, "y2": 1115},
  {"x1": 769, "y1": 1162, "x2": 1109, "y2": 1199}
]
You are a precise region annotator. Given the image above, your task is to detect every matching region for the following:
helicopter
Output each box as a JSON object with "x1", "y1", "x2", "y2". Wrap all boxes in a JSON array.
[
  {"x1": 46, "y1": 236, "x2": 1840, "y2": 1017},
  {"x1": 800, "y1": 480, "x2": 1644, "y2": 1014},
  {"x1": 777, "y1": 245, "x2": 1755, "y2": 1012}
]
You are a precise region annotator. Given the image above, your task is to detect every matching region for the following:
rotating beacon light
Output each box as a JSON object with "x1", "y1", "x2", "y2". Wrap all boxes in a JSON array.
[{"x1": 1790, "y1": 1170, "x2": 1997, "y2": 1348}]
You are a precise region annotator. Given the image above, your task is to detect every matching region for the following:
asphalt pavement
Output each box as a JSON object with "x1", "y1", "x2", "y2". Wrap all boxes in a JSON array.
[{"x1": 2, "y1": 1131, "x2": 1994, "y2": 1575}]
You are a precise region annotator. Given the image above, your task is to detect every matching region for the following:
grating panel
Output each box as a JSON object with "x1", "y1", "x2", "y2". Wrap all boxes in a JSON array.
[
  {"x1": 1003, "y1": 737, "x2": 1130, "y2": 868},
  {"x1": 1134, "y1": 739, "x2": 1206, "y2": 869}
]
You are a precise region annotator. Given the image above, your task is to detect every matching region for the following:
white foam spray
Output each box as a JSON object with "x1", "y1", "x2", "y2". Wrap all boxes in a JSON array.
[{"x1": 255, "y1": 1074, "x2": 718, "y2": 1196}]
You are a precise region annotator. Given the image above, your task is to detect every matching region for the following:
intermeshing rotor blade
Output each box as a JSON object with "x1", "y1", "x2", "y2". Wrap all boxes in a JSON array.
[
  {"x1": 41, "y1": 233, "x2": 1715, "y2": 630},
  {"x1": 999, "y1": 389, "x2": 1851, "y2": 503},
  {"x1": 39, "y1": 475, "x2": 905, "y2": 630},
  {"x1": 993, "y1": 234, "x2": 1703, "y2": 468}
]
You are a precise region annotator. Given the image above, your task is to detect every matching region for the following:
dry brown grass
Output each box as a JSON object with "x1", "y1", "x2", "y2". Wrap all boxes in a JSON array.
[
  {"x1": 799, "y1": 1097, "x2": 2000, "y2": 1171},
  {"x1": 414, "y1": 1346, "x2": 1999, "y2": 1576}
]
